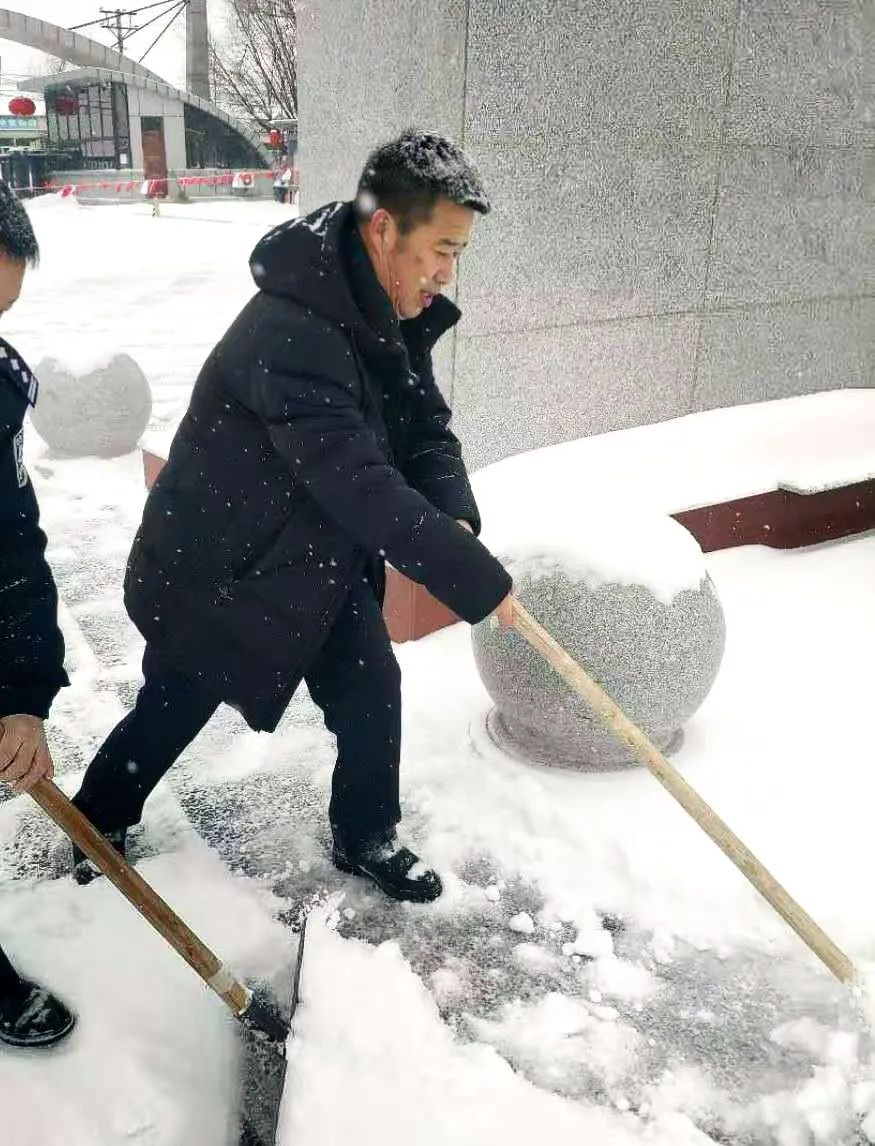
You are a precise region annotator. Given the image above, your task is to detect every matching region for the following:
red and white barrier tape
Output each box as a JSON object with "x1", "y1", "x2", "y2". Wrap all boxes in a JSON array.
[{"x1": 50, "y1": 171, "x2": 283, "y2": 197}]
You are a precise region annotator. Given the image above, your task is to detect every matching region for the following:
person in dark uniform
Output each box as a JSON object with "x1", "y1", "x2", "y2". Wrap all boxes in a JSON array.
[
  {"x1": 0, "y1": 182, "x2": 75, "y2": 1046},
  {"x1": 72, "y1": 131, "x2": 514, "y2": 903}
]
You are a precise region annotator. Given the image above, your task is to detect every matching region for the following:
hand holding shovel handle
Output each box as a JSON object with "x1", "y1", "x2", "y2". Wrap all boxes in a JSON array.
[{"x1": 29, "y1": 778, "x2": 254, "y2": 1014}]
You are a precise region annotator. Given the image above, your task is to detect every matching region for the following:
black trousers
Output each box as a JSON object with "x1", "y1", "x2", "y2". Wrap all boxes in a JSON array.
[
  {"x1": 73, "y1": 583, "x2": 402, "y2": 852},
  {"x1": 0, "y1": 944, "x2": 20, "y2": 995}
]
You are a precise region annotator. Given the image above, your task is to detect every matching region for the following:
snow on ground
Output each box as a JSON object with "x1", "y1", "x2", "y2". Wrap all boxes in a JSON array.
[
  {"x1": 15, "y1": 195, "x2": 294, "y2": 439},
  {"x1": 0, "y1": 825, "x2": 291, "y2": 1146},
  {"x1": 278, "y1": 911, "x2": 715, "y2": 1146},
  {"x1": 1, "y1": 193, "x2": 875, "y2": 1144},
  {"x1": 407, "y1": 529, "x2": 875, "y2": 955}
]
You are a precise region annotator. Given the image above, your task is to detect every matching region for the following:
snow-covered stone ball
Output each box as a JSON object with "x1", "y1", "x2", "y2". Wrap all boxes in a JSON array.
[
  {"x1": 472, "y1": 505, "x2": 725, "y2": 769},
  {"x1": 30, "y1": 351, "x2": 152, "y2": 458}
]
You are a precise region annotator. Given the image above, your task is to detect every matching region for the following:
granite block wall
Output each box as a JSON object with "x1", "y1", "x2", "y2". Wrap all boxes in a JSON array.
[{"x1": 299, "y1": 0, "x2": 874, "y2": 468}]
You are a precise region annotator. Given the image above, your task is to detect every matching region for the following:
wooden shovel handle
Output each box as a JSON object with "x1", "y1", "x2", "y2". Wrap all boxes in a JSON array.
[
  {"x1": 509, "y1": 598, "x2": 856, "y2": 985},
  {"x1": 29, "y1": 778, "x2": 251, "y2": 1014}
]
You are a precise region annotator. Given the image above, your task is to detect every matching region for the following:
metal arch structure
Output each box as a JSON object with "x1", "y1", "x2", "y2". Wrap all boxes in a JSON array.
[
  {"x1": 0, "y1": 8, "x2": 270, "y2": 165},
  {"x1": 0, "y1": 8, "x2": 164, "y2": 81}
]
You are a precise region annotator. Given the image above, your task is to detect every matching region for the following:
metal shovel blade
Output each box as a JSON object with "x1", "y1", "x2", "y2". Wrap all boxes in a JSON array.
[{"x1": 238, "y1": 918, "x2": 307, "y2": 1146}]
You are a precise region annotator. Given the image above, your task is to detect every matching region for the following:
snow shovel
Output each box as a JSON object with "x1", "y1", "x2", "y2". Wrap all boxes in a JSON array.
[
  {"x1": 508, "y1": 599, "x2": 857, "y2": 986},
  {"x1": 27, "y1": 778, "x2": 305, "y2": 1146}
]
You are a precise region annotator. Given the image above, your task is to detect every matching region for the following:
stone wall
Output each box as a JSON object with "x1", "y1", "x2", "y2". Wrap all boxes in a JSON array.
[{"x1": 298, "y1": 0, "x2": 873, "y2": 468}]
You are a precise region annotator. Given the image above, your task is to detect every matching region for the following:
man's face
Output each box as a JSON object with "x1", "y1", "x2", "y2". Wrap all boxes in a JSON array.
[
  {"x1": 0, "y1": 254, "x2": 25, "y2": 321},
  {"x1": 373, "y1": 197, "x2": 476, "y2": 319}
]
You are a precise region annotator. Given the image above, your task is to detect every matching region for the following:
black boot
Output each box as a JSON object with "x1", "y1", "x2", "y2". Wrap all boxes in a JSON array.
[
  {"x1": 333, "y1": 835, "x2": 442, "y2": 903},
  {"x1": 72, "y1": 827, "x2": 128, "y2": 886},
  {"x1": 0, "y1": 979, "x2": 76, "y2": 1048}
]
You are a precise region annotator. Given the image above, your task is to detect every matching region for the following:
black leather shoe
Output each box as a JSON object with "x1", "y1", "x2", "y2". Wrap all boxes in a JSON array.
[
  {"x1": 72, "y1": 826, "x2": 128, "y2": 886},
  {"x1": 333, "y1": 836, "x2": 443, "y2": 903},
  {"x1": 0, "y1": 980, "x2": 76, "y2": 1048}
]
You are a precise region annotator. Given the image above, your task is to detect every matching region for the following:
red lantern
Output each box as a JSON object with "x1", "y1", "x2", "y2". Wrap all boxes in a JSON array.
[
  {"x1": 9, "y1": 97, "x2": 36, "y2": 117},
  {"x1": 54, "y1": 94, "x2": 79, "y2": 116},
  {"x1": 268, "y1": 129, "x2": 283, "y2": 149}
]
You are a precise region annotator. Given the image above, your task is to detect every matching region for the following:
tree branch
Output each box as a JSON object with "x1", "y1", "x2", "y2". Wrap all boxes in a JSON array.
[{"x1": 210, "y1": 0, "x2": 297, "y2": 127}]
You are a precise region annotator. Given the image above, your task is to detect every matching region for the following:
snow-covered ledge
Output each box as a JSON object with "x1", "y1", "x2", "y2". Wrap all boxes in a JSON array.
[
  {"x1": 139, "y1": 390, "x2": 875, "y2": 642},
  {"x1": 392, "y1": 389, "x2": 875, "y2": 641},
  {"x1": 472, "y1": 505, "x2": 726, "y2": 768}
]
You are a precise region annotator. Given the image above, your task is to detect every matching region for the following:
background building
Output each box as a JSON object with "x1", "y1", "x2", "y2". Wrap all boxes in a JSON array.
[
  {"x1": 0, "y1": 6, "x2": 270, "y2": 197},
  {"x1": 298, "y1": 1, "x2": 873, "y2": 469},
  {"x1": 0, "y1": 97, "x2": 49, "y2": 194},
  {"x1": 35, "y1": 68, "x2": 266, "y2": 181},
  {"x1": 0, "y1": 105, "x2": 44, "y2": 149}
]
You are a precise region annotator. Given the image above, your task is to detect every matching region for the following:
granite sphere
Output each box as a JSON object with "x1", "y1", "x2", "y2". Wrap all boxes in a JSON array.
[
  {"x1": 472, "y1": 514, "x2": 726, "y2": 769},
  {"x1": 31, "y1": 353, "x2": 152, "y2": 458}
]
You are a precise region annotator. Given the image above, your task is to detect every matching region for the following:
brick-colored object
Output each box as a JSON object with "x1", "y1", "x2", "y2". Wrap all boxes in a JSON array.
[
  {"x1": 139, "y1": 446, "x2": 875, "y2": 644},
  {"x1": 382, "y1": 569, "x2": 459, "y2": 642},
  {"x1": 142, "y1": 448, "x2": 166, "y2": 490},
  {"x1": 674, "y1": 479, "x2": 875, "y2": 554}
]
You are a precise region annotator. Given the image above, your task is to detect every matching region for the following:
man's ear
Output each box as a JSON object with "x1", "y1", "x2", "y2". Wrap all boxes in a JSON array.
[{"x1": 370, "y1": 208, "x2": 398, "y2": 249}]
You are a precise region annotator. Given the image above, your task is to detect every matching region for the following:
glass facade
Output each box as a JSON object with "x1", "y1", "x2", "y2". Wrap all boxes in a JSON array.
[
  {"x1": 45, "y1": 81, "x2": 131, "y2": 170},
  {"x1": 183, "y1": 103, "x2": 258, "y2": 170}
]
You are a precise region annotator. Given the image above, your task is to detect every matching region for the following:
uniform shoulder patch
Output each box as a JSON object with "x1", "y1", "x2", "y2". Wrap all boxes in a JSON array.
[
  {"x1": 0, "y1": 337, "x2": 38, "y2": 406},
  {"x1": 13, "y1": 426, "x2": 27, "y2": 487}
]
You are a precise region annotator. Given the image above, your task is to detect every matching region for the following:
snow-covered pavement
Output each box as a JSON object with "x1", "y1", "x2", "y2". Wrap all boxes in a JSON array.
[{"x1": 1, "y1": 195, "x2": 874, "y2": 1145}]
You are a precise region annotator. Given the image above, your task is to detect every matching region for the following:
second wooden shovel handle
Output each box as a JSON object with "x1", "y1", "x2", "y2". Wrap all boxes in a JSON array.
[
  {"x1": 509, "y1": 598, "x2": 856, "y2": 985},
  {"x1": 29, "y1": 778, "x2": 251, "y2": 1014}
]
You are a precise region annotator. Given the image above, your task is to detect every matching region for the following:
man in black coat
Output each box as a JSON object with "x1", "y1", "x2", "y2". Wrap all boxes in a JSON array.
[
  {"x1": 72, "y1": 131, "x2": 513, "y2": 902},
  {"x1": 0, "y1": 182, "x2": 76, "y2": 1046}
]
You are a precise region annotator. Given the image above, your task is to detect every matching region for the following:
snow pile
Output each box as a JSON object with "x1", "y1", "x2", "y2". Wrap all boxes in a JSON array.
[
  {"x1": 36, "y1": 346, "x2": 127, "y2": 379},
  {"x1": 508, "y1": 911, "x2": 536, "y2": 934},
  {"x1": 470, "y1": 990, "x2": 640, "y2": 1092},
  {"x1": 471, "y1": 388, "x2": 875, "y2": 517},
  {"x1": 278, "y1": 912, "x2": 692, "y2": 1146},
  {"x1": 0, "y1": 796, "x2": 294, "y2": 1146},
  {"x1": 479, "y1": 495, "x2": 706, "y2": 605},
  {"x1": 778, "y1": 453, "x2": 875, "y2": 494}
]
